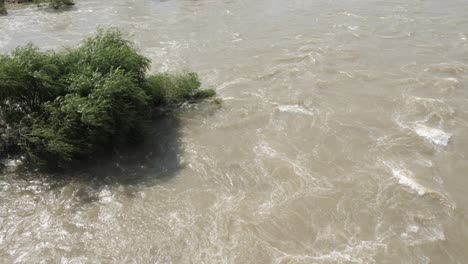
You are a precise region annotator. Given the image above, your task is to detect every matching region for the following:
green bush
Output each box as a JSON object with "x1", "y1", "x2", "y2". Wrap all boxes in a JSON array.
[
  {"x1": 0, "y1": 0, "x2": 74, "y2": 15},
  {"x1": 146, "y1": 73, "x2": 215, "y2": 105},
  {"x1": 0, "y1": 28, "x2": 215, "y2": 168},
  {"x1": 34, "y1": 0, "x2": 75, "y2": 9},
  {"x1": 50, "y1": 0, "x2": 74, "y2": 9},
  {"x1": 0, "y1": 0, "x2": 6, "y2": 15}
]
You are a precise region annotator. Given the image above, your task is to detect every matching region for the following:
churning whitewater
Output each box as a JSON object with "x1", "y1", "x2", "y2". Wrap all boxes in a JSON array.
[{"x1": 1, "y1": 0, "x2": 468, "y2": 263}]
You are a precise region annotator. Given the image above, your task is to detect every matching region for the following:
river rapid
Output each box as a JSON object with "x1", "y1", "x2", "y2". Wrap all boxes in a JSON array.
[{"x1": 1, "y1": 0, "x2": 468, "y2": 263}]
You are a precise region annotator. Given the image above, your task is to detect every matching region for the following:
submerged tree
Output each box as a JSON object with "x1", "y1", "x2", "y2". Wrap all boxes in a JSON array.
[
  {"x1": 34, "y1": 0, "x2": 74, "y2": 9},
  {"x1": 0, "y1": 0, "x2": 7, "y2": 15},
  {"x1": 0, "y1": 0, "x2": 74, "y2": 13},
  {"x1": 0, "y1": 28, "x2": 216, "y2": 168}
]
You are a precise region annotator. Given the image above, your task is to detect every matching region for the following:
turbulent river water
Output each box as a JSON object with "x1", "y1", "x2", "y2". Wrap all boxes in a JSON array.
[{"x1": 1, "y1": 0, "x2": 468, "y2": 263}]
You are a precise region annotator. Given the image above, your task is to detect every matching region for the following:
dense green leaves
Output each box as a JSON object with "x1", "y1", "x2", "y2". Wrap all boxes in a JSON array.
[
  {"x1": 48, "y1": 0, "x2": 74, "y2": 9},
  {"x1": 0, "y1": 0, "x2": 6, "y2": 15},
  {"x1": 0, "y1": 29, "x2": 215, "y2": 168},
  {"x1": 0, "y1": 0, "x2": 74, "y2": 15},
  {"x1": 146, "y1": 72, "x2": 214, "y2": 105},
  {"x1": 67, "y1": 29, "x2": 150, "y2": 81},
  {"x1": 33, "y1": 0, "x2": 75, "y2": 9}
]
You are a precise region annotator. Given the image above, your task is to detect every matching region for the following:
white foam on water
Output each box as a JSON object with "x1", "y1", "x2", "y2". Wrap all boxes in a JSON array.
[
  {"x1": 1, "y1": 158, "x2": 24, "y2": 171},
  {"x1": 231, "y1": 32, "x2": 243, "y2": 42},
  {"x1": 310, "y1": 240, "x2": 386, "y2": 264},
  {"x1": 403, "y1": 95, "x2": 455, "y2": 121},
  {"x1": 278, "y1": 105, "x2": 314, "y2": 116},
  {"x1": 3, "y1": 159, "x2": 23, "y2": 167},
  {"x1": 393, "y1": 99, "x2": 452, "y2": 147},
  {"x1": 220, "y1": 96, "x2": 240, "y2": 101},
  {"x1": 460, "y1": 33, "x2": 467, "y2": 41},
  {"x1": 401, "y1": 224, "x2": 446, "y2": 246},
  {"x1": 383, "y1": 161, "x2": 427, "y2": 196},
  {"x1": 407, "y1": 225, "x2": 420, "y2": 233},
  {"x1": 415, "y1": 158, "x2": 433, "y2": 168},
  {"x1": 339, "y1": 12, "x2": 365, "y2": 19},
  {"x1": 254, "y1": 141, "x2": 333, "y2": 201},
  {"x1": 414, "y1": 125, "x2": 451, "y2": 147},
  {"x1": 444, "y1": 77, "x2": 460, "y2": 84},
  {"x1": 339, "y1": 71, "x2": 354, "y2": 78},
  {"x1": 98, "y1": 189, "x2": 113, "y2": 204},
  {"x1": 217, "y1": 78, "x2": 249, "y2": 90},
  {"x1": 407, "y1": 96, "x2": 444, "y2": 104},
  {"x1": 269, "y1": 238, "x2": 386, "y2": 264}
]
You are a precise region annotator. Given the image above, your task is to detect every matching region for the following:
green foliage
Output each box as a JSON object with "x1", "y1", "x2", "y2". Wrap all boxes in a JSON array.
[
  {"x1": 33, "y1": 0, "x2": 75, "y2": 9},
  {"x1": 0, "y1": 0, "x2": 74, "y2": 15},
  {"x1": 193, "y1": 89, "x2": 216, "y2": 100},
  {"x1": 146, "y1": 73, "x2": 214, "y2": 105},
  {"x1": 211, "y1": 98, "x2": 223, "y2": 105},
  {"x1": 0, "y1": 28, "x2": 216, "y2": 168},
  {"x1": 50, "y1": 0, "x2": 74, "y2": 8},
  {"x1": 0, "y1": 45, "x2": 68, "y2": 115},
  {"x1": 0, "y1": 0, "x2": 6, "y2": 16},
  {"x1": 67, "y1": 29, "x2": 150, "y2": 81}
]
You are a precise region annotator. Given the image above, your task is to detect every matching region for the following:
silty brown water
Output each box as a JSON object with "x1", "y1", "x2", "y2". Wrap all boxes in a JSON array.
[{"x1": 1, "y1": 0, "x2": 468, "y2": 263}]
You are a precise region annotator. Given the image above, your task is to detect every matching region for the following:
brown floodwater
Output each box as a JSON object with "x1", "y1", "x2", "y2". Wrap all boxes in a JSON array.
[{"x1": 1, "y1": 0, "x2": 468, "y2": 263}]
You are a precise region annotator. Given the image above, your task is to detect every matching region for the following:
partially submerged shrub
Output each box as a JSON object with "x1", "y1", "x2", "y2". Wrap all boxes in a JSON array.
[
  {"x1": 34, "y1": 0, "x2": 75, "y2": 9},
  {"x1": 66, "y1": 29, "x2": 150, "y2": 81},
  {"x1": 50, "y1": 0, "x2": 74, "y2": 9},
  {"x1": 0, "y1": 0, "x2": 74, "y2": 15},
  {"x1": 211, "y1": 98, "x2": 223, "y2": 105},
  {"x1": 0, "y1": 0, "x2": 6, "y2": 15},
  {"x1": 0, "y1": 28, "x2": 215, "y2": 168},
  {"x1": 146, "y1": 73, "x2": 215, "y2": 105}
]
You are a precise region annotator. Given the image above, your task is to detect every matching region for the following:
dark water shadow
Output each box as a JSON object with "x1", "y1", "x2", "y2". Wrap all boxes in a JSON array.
[
  {"x1": 77, "y1": 113, "x2": 184, "y2": 184},
  {"x1": 1, "y1": 101, "x2": 221, "y2": 206},
  {"x1": 71, "y1": 113, "x2": 184, "y2": 203},
  {"x1": 2, "y1": 112, "x2": 185, "y2": 206},
  {"x1": 41, "y1": 4, "x2": 77, "y2": 13}
]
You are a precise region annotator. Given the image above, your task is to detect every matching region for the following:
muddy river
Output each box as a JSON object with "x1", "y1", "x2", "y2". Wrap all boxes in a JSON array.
[{"x1": 1, "y1": 0, "x2": 468, "y2": 263}]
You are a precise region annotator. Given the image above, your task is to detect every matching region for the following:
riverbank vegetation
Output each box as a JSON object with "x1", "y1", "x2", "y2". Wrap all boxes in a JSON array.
[
  {"x1": 0, "y1": 0, "x2": 7, "y2": 15},
  {"x1": 0, "y1": 0, "x2": 74, "y2": 15},
  {"x1": 0, "y1": 29, "x2": 216, "y2": 168},
  {"x1": 36, "y1": 0, "x2": 74, "y2": 9}
]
